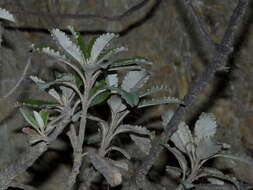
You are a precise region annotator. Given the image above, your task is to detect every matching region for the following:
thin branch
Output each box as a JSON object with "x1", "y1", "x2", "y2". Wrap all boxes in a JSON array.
[
  {"x1": 185, "y1": 0, "x2": 216, "y2": 49},
  {"x1": 127, "y1": 0, "x2": 249, "y2": 189},
  {"x1": 10, "y1": 0, "x2": 149, "y2": 21},
  {"x1": 0, "y1": 56, "x2": 31, "y2": 100},
  {"x1": 0, "y1": 114, "x2": 72, "y2": 190}
]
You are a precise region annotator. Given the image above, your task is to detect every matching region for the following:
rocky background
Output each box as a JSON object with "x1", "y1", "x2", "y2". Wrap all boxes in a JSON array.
[{"x1": 0, "y1": 0, "x2": 253, "y2": 189}]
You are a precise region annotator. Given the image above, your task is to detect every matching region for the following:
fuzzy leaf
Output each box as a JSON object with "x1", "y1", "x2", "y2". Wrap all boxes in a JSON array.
[
  {"x1": 32, "y1": 45, "x2": 67, "y2": 61},
  {"x1": 88, "y1": 152, "x2": 122, "y2": 187},
  {"x1": 20, "y1": 109, "x2": 39, "y2": 130},
  {"x1": 165, "y1": 144, "x2": 188, "y2": 179},
  {"x1": 30, "y1": 76, "x2": 53, "y2": 90},
  {"x1": 107, "y1": 95, "x2": 126, "y2": 113},
  {"x1": 68, "y1": 26, "x2": 88, "y2": 59},
  {"x1": 51, "y1": 28, "x2": 84, "y2": 63},
  {"x1": 138, "y1": 97, "x2": 183, "y2": 108},
  {"x1": 195, "y1": 137, "x2": 221, "y2": 160},
  {"x1": 108, "y1": 87, "x2": 139, "y2": 107},
  {"x1": 90, "y1": 33, "x2": 117, "y2": 63},
  {"x1": 33, "y1": 111, "x2": 44, "y2": 132},
  {"x1": 121, "y1": 70, "x2": 150, "y2": 93},
  {"x1": 106, "y1": 73, "x2": 118, "y2": 87},
  {"x1": 115, "y1": 125, "x2": 150, "y2": 136},
  {"x1": 130, "y1": 134, "x2": 151, "y2": 155},
  {"x1": 0, "y1": 8, "x2": 15, "y2": 22},
  {"x1": 86, "y1": 36, "x2": 98, "y2": 59},
  {"x1": 48, "y1": 89, "x2": 62, "y2": 104},
  {"x1": 17, "y1": 99, "x2": 57, "y2": 108},
  {"x1": 60, "y1": 86, "x2": 74, "y2": 103},
  {"x1": 194, "y1": 113, "x2": 217, "y2": 143},
  {"x1": 139, "y1": 85, "x2": 170, "y2": 98},
  {"x1": 171, "y1": 122, "x2": 194, "y2": 154}
]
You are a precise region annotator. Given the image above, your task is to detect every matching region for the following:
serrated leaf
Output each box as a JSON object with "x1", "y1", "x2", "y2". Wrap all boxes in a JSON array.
[
  {"x1": 194, "y1": 113, "x2": 217, "y2": 143},
  {"x1": 30, "y1": 76, "x2": 53, "y2": 90},
  {"x1": 107, "y1": 95, "x2": 126, "y2": 113},
  {"x1": 86, "y1": 36, "x2": 98, "y2": 59},
  {"x1": 90, "y1": 33, "x2": 117, "y2": 63},
  {"x1": 51, "y1": 28, "x2": 84, "y2": 63},
  {"x1": 121, "y1": 70, "x2": 150, "y2": 93},
  {"x1": 68, "y1": 26, "x2": 88, "y2": 59},
  {"x1": 97, "y1": 47, "x2": 127, "y2": 65},
  {"x1": 130, "y1": 134, "x2": 151, "y2": 155},
  {"x1": 108, "y1": 87, "x2": 139, "y2": 107},
  {"x1": 138, "y1": 97, "x2": 183, "y2": 108},
  {"x1": 88, "y1": 152, "x2": 122, "y2": 187},
  {"x1": 17, "y1": 99, "x2": 57, "y2": 108},
  {"x1": 114, "y1": 125, "x2": 150, "y2": 136},
  {"x1": 39, "y1": 110, "x2": 49, "y2": 127},
  {"x1": 139, "y1": 85, "x2": 170, "y2": 98},
  {"x1": 0, "y1": 8, "x2": 15, "y2": 22},
  {"x1": 195, "y1": 137, "x2": 221, "y2": 160},
  {"x1": 165, "y1": 144, "x2": 188, "y2": 179},
  {"x1": 48, "y1": 89, "x2": 62, "y2": 104},
  {"x1": 171, "y1": 122, "x2": 194, "y2": 154},
  {"x1": 33, "y1": 111, "x2": 44, "y2": 132},
  {"x1": 20, "y1": 109, "x2": 39, "y2": 131},
  {"x1": 32, "y1": 45, "x2": 67, "y2": 61}
]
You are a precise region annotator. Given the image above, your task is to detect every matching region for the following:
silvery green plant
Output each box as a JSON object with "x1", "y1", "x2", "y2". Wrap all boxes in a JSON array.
[
  {"x1": 18, "y1": 26, "x2": 183, "y2": 188},
  {"x1": 163, "y1": 112, "x2": 240, "y2": 189},
  {"x1": 86, "y1": 70, "x2": 182, "y2": 186}
]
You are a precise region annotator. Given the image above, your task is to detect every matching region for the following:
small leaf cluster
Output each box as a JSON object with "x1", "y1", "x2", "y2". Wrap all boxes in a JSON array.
[
  {"x1": 20, "y1": 109, "x2": 51, "y2": 144},
  {"x1": 163, "y1": 112, "x2": 240, "y2": 189}
]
